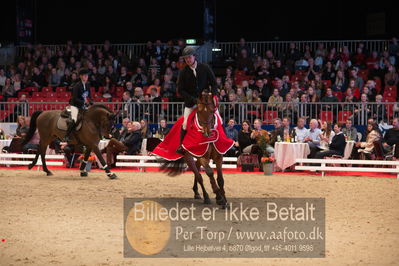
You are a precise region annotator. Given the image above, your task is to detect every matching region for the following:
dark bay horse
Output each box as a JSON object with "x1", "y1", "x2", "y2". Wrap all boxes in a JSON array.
[
  {"x1": 22, "y1": 104, "x2": 118, "y2": 179},
  {"x1": 163, "y1": 92, "x2": 227, "y2": 206}
]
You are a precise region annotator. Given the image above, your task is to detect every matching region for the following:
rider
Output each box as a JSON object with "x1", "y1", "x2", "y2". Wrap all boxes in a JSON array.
[
  {"x1": 176, "y1": 46, "x2": 218, "y2": 155},
  {"x1": 64, "y1": 68, "x2": 93, "y2": 142}
]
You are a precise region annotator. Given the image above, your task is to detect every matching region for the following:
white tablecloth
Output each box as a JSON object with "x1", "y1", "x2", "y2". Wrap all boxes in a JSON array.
[
  {"x1": 344, "y1": 141, "x2": 355, "y2": 159},
  {"x1": 274, "y1": 142, "x2": 311, "y2": 170}
]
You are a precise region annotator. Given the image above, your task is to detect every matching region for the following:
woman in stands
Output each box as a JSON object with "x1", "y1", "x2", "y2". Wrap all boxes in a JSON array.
[
  {"x1": 319, "y1": 121, "x2": 335, "y2": 150},
  {"x1": 351, "y1": 123, "x2": 381, "y2": 160},
  {"x1": 15, "y1": 116, "x2": 28, "y2": 137},
  {"x1": 140, "y1": 119, "x2": 152, "y2": 138},
  {"x1": 237, "y1": 120, "x2": 255, "y2": 154}
]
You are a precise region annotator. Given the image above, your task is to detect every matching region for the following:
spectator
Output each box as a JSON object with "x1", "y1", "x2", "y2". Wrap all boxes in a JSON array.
[
  {"x1": 268, "y1": 88, "x2": 283, "y2": 110},
  {"x1": 105, "y1": 121, "x2": 143, "y2": 168},
  {"x1": 236, "y1": 87, "x2": 247, "y2": 102},
  {"x1": 382, "y1": 117, "x2": 399, "y2": 156},
  {"x1": 270, "y1": 60, "x2": 285, "y2": 79},
  {"x1": 342, "y1": 119, "x2": 358, "y2": 141},
  {"x1": 31, "y1": 67, "x2": 47, "y2": 87},
  {"x1": 0, "y1": 68, "x2": 6, "y2": 89},
  {"x1": 160, "y1": 74, "x2": 176, "y2": 98},
  {"x1": 156, "y1": 119, "x2": 170, "y2": 139},
  {"x1": 319, "y1": 121, "x2": 335, "y2": 150},
  {"x1": 131, "y1": 67, "x2": 148, "y2": 87},
  {"x1": 384, "y1": 64, "x2": 399, "y2": 86},
  {"x1": 237, "y1": 120, "x2": 255, "y2": 153},
  {"x1": 48, "y1": 68, "x2": 61, "y2": 87},
  {"x1": 315, "y1": 123, "x2": 346, "y2": 158},
  {"x1": 10, "y1": 94, "x2": 29, "y2": 122},
  {"x1": 117, "y1": 66, "x2": 131, "y2": 86},
  {"x1": 304, "y1": 119, "x2": 322, "y2": 158},
  {"x1": 353, "y1": 94, "x2": 371, "y2": 125},
  {"x1": 2, "y1": 78, "x2": 15, "y2": 101},
  {"x1": 373, "y1": 94, "x2": 387, "y2": 123},
  {"x1": 236, "y1": 38, "x2": 251, "y2": 59},
  {"x1": 322, "y1": 61, "x2": 336, "y2": 82},
  {"x1": 366, "y1": 51, "x2": 380, "y2": 70},
  {"x1": 15, "y1": 116, "x2": 28, "y2": 137},
  {"x1": 270, "y1": 118, "x2": 282, "y2": 146},
  {"x1": 140, "y1": 119, "x2": 152, "y2": 138},
  {"x1": 351, "y1": 123, "x2": 381, "y2": 159},
  {"x1": 294, "y1": 117, "x2": 309, "y2": 142},
  {"x1": 224, "y1": 119, "x2": 239, "y2": 157},
  {"x1": 237, "y1": 49, "x2": 254, "y2": 73},
  {"x1": 332, "y1": 70, "x2": 347, "y2": 92},
  {"x1": 349, "y1": 68, "x2": 364, "y2": 90},
  {"x1": 146, "y1": 78, "x2": 161, "y2": 95}
]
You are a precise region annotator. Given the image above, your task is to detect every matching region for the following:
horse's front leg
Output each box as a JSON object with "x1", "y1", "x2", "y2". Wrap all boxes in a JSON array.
[
  {"x1": 79, "y1": 147, "x2": 91, "y2": 177},
  {"x1": 185, "y1": 153, "x2": 210, "y2": 204},
  {"x1": 91, "y1": 144, "x2": 117, "y2": 179}
]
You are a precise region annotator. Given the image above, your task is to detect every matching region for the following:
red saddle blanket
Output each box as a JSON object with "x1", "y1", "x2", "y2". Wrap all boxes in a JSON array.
[{"x1": 152, "y1": 109, "x2": 234, "y2": 160}]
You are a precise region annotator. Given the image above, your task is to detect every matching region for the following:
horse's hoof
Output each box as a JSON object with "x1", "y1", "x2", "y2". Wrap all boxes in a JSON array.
[
  {"x1": 80, "y1": 172, "x2": 88, "y2": 177},
  {"x1": 194, "y1": 194, "x2": 202, "y2": 200},
  {"x1": 28, "y1": 164, "x2": 34, "y2": 170},
  {"x1": 221, "y1": 203, "x2": 229, "y2": 210},
  {"x1": 216, "y1": 199, "x2": 226, "y2": 206},
  {"x1": 46, "y1": 172, "x2": 53, "y2": 176},
  {"x1": 203, "y1": 198, "x2": 211, "y2": 204},
  {"x1": 108, "y1": 173, "x2": 118, "y2": 179}
]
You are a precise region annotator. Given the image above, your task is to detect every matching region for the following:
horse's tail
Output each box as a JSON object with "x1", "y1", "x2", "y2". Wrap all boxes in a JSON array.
[
  {"x1": 22, "y1": 110, "x2": 43, "y2": 146},
  {"x1": 158, "y1": 157, "x2": 186, "y2": 176}
]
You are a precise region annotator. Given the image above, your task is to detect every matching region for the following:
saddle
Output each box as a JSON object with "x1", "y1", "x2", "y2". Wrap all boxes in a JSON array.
[{"x1": 56, "y1": 107, "x2": 83, "y2": 131}]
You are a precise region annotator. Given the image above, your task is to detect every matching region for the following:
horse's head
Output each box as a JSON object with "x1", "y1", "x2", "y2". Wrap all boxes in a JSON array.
[
  {"x1": 196, "y1": 91, "x2": 215, "y2": 137},
  {"x1": 88, "y1": 105, "x2": 117, "y2": 138}
]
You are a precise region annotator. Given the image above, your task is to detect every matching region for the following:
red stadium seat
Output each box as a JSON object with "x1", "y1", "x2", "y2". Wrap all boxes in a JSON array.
[
  {"x1": 322, "y1": 80, "x2": 332, "y2": 88},
  {"x1": 352, "y1": 88, "x2": 360, "y2": 99},
  {"x1": 319, "y1": 111, "x2": 333, "y2": 123},
  {"x1": 46, "y1": 92, "x2": 57, "y2": 98},
  {"x1": 161, "y1": 97, "x2": 169, "y2": 111},
  {"x1": 31, "y1": 92, "x2": 43, "y2": 98},
  {"x1": 57, "y1": 91, "x2": 71, "y2": 98},
  {"x1": 332, "y1": 91, "x2": 343, "y2": 101},
  {"x1": 42, "y1": 87, "x2": 53, "y2": 93},
  {"x1": 263, "y1": 111, "x2": 278, "y2": 124},
  {"x1": 338, "y1": 111, "x2": 352, "y2": 124},
  {"x1": 383, "y1": 86, "x2": 397, "y2": 99},
  {"x1": 56, "y1": 87, "x2": 67, "y2": 93}
]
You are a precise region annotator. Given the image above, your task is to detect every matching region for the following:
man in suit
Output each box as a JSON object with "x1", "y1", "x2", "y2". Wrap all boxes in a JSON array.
[
  {"x1": 315, "y1": 123, "x2": 346, "y2": 158},
  {"x1": 64, "y1": 68, "x2": 93, "y2": 142}
]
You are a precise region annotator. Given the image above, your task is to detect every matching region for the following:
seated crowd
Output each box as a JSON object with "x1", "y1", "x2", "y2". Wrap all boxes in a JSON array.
[
  {"x1": 226, "y1": 116, "x2": 399, "y2": 170},
  {"x1": 1, "y1": 38, "x2": 398, "y2": 125}
]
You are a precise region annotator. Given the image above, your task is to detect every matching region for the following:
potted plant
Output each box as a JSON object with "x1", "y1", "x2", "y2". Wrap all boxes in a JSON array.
[
  {"x1": 258, "y1": 133, "x2": 274, "y2": 175},
  {"x1": 261, "y1": 156, "x2": 274, "y2": 175}
]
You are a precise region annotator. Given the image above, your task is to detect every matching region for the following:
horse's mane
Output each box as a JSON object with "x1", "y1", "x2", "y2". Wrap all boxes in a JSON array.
[{"x1": 88, "y1": 104, "x2": 113, "y2": 113}]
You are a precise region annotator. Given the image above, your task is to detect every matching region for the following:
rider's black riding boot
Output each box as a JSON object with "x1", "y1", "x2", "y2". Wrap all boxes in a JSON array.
[
  {"x1": 175, "y1": 128, "x2": 187, "y2": 155},
  {"x1": 64, "y1": 120, "x2": 76, "y2": 143}
]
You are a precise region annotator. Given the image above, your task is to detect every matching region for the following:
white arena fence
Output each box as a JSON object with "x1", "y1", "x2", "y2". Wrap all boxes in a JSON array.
[{"x1": 0, "y1": 101, "x2": 398, "y2": 126}]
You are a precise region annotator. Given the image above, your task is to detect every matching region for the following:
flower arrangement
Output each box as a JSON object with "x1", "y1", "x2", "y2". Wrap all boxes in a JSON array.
[
  {"x1": 77, "y1": 154, "x2": 96, "y2": 162},
  {"x1": 261, "y1": 157, "x2": 275, "y2": 164}
]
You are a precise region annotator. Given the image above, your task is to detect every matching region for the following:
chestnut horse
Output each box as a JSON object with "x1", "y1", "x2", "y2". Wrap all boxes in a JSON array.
[
  {"x1": 162, "y1": 92, "x2": 227, "y2": 206},
  {"x1": 22, "y1": 104, "x2": 117, "y2": 179}
]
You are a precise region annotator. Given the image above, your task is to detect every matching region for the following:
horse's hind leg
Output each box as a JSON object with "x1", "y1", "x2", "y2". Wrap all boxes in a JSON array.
[
  {"x1": 79, "y1": 147, "x2": 91, "y2": 177},
  {"x1": 28, "y1": 151, "x2": 40, "y2": 170},
  {"x1": 39, "y1": 141, "x2": 53, "y2": 176},
  {"x1": 185, "y1": 153, "x2": 210, "y2": 204},
  {"x1": 91, "y1": 144, "x2": 117, "y2": 179},
  {"x1": 193, "y1": 159, "x2": 201, "y2": 199}
]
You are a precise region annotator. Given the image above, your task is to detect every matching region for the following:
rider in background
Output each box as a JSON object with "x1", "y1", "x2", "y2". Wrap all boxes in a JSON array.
[
  {"x1": 176, "y1": 46, "x2": 218, "y2": 155},
  {"x1": 64, "y1": 68, "x2": 93, "y2": 142}
]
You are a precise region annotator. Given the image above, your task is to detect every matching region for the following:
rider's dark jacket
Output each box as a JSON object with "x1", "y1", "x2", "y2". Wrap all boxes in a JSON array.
[
  {"x1": 177, "y1": 62, "x2": 218, "y2": 108},
  {"x1": 70, "y1": 81, "x2": 93, "y2": 109}
]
